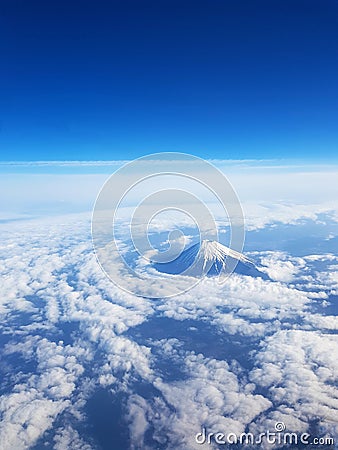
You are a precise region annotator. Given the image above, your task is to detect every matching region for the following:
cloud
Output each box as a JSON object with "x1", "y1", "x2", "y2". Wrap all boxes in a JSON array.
[
  {"x1": 250, "y1": 330, "x2": 338, "y2": 436},
  {"x1": 0, "y1": 215, "x2": 157, "y2": 447},
  {"x1": 127, "y1": 347, "x2": 271, "y2": 449},
  {"x1": 1, "y1": 160, "x2": 338, "y2": 232},
  {"x1": 0, "y1": 334, "x2": 92, "y2": 449},
  {"x1": 126, "y1": 395, "x2": 151, "y2": 449},
  {"x1": 53, "y1": 425, "x2": 93, "y2": 450},
  {"x1": 304, "y1": 313, "x2": 338, "y2": 330},
  {"x1": 157, "y1": 273, "x2": 312, "y2": 337},
  {"x1": 256, "y1": 251, "x2": 306, "y2": 282},
  {"x1": 0, "y1": 391, "x2": 69, "y2": 450},
  {"x1": 1, "y1": 211, "x2": 338, "y2": 448}
]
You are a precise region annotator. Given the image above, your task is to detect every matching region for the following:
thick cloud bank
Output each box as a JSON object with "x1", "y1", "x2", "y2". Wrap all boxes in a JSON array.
[{"x1": 0, "y1": 210, "x2": 337, "y2": 449}]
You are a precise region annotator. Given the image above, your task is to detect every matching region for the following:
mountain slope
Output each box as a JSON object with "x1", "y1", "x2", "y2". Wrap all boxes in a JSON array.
[{"x1": 154, "y1": 239, "x2": 268, "y2": 279}]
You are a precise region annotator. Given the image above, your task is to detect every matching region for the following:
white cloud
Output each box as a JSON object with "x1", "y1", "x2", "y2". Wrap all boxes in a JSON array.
[
  {"x1": 157, "y1": 273, "x2": 312, "y2": 337},
  {"x1": 0, "y1": 210, "x2": 338, "y2": 448},
  {"x1": 53, "y1": 425, "x2": 92, "y2": 450},
  {"x1": 126, "y1": 395, "x2": 151, "y2": 449},
  {"x1": 127, "y1": 348, "x2": 271, "y2": 449},
  {"x1": 250, "y1": 330, "x2": 338, "y2": 436},
  {"x1": 257, "y1": 251, "x2": 306, "y2": 282},
  {"x1": 0, "y1": 390, "x2": 69, "y2": 450}
]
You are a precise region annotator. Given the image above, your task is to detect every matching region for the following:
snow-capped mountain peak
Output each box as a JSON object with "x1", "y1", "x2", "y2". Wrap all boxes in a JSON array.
[
  {"x1": 197, "y1": 240, "x2": 251, "y2": 268},
  {"x1": 154, "y1": 239, "x2": 267, "y2": 278}
]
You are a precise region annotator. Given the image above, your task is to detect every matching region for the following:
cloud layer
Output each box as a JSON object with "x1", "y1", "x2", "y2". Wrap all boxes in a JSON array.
[{"x1": 0, "y1": 209, "x2": 337, "y2": 449}]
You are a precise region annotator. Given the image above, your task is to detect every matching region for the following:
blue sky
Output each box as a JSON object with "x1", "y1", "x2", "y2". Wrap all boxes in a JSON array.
[{"x1": 0, "y1": 0, "x2": 338, "y2": 161}]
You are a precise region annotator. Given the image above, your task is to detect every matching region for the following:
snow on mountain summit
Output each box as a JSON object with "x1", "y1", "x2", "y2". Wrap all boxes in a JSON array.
[
  {"x1": 197, "y1": 240, "x2": 251, "y2": 267},
  {"x1": 154, "y1": 239, "x2": 268, "y2": 279}
]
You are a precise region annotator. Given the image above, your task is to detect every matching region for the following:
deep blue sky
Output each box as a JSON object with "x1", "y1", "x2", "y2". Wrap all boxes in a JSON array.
[{"x1": 0, "y1": 0, "x2": 337, "y2": 161}]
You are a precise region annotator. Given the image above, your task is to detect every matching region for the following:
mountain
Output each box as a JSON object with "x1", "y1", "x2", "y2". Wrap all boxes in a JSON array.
[{"x1": 154, "y1": 239, "x2": 268, "y2": 279}]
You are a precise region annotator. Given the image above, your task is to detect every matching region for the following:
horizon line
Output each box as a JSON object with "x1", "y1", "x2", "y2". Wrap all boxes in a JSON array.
[{"x1": 0, "y1": 157, "x2": 337, "y2": 166}]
